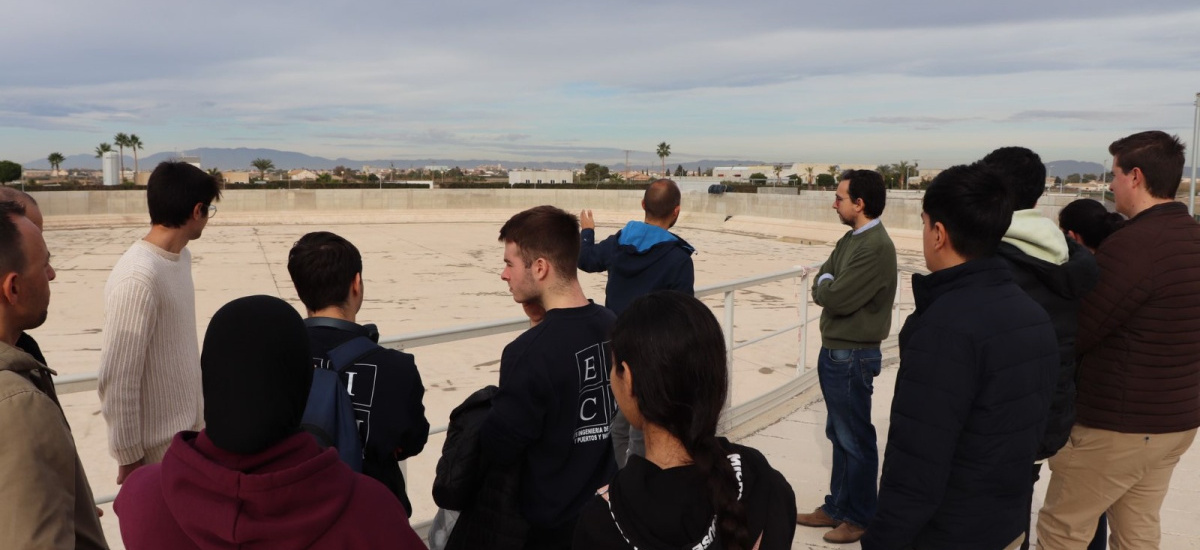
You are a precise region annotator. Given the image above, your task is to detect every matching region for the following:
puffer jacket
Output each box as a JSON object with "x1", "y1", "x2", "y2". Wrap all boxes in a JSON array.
[
  {"x1": 432, "y1": 385, "x2": 526, "y2": 550},
  {"x1": 1076, "y1": 201, "x2": 1200, "y2": 433},
  {"x1": 997, "y1": 235, "x2": 1098, "y2": 459},
  {"x1": 0, "y1": 341, "x2": 108, "y2": 550},
  {"x1": 863, "y1": 258, "x2": 1058, "y2": 550}
]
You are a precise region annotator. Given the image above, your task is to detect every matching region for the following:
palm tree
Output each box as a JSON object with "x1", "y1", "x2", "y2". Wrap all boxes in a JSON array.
[
  {"x1": 805, "y1": 166, "x2": 815, "y2": 189},
  {"x1": 897, "y1": 160, "x2": 911, "y2": 190},
  {"x1": 656, "y1": 142, "x2": 671, "y2": 176},
  {"x1": 47, "y1": 152, "x2": 65, "y2": 175},
  {"x1": 128, "y1": 134, "x2": 144, "y2": 183},
  {"x1": 773, "y1": 164, "x2": 783, "y2": 186},
  {"x1": 113, "y1": 133, "x2": 130, "y2": 183},
  {"x1": 251, "y1": 158, "x2": 275, "y2": 181},
  {"x1": 95, "y1": 142, "x2": 113, "y2": 158},
  {"x1": 828, "y1": 165, "x2": 839, "y2": 186}
]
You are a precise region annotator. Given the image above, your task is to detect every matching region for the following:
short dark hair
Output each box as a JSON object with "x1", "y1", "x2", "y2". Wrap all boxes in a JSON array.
[
  {"x1": 0, "y1": 187, "x2": 36, "y2": 206},
  {"x1": 643, "y1": 179, "x2": 681, "y2": 220},
  {"x1": 288, "y1": 231, "x2": 363, "y2": 312},
  {"x1": 611, "y1": 291, "x2": 751, "y2": 548},
  {"x1": 1058, "y1": 199, "x2": 1125, "y2": 250},
  {"x1": 839, "y1": 170, "x2": 886, "y2": 218},
  {"x1": 147, "y1": 161, "x2": 222, "y2": 227},
  {"x1": 1109, "y1": 131, "x2": 1186, "y2": 199},
  {"x1": 923, "y1": 163, "x2": 1014, "y2": 260},
  {"x1": 981, "y1": 146, "x2": 1046, "y2": 210},
  {"x1": 498, "y1": 205, "x2": 579, "y2": 281},
  {"x1": 0, "y1": 201, "x2": 28, "y2": 276}
]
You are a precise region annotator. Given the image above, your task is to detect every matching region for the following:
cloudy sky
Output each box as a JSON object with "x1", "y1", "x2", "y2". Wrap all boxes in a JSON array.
[{"x1": 3, "y1": 0, "x2": 1199, "y2": 168}]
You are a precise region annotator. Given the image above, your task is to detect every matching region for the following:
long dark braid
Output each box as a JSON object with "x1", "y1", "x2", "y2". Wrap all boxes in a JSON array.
[{"x1": 611, "y1": 291, "x2": 752, "y2": 550}]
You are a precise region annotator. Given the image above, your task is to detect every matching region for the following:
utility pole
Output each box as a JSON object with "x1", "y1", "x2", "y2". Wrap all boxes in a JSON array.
[
  {"x1": 625, "y1": 150, "x2": 630, "y2": 182},
  {"x1": 1190, "y1": 92, "x2": 1199, "y2": 217}
]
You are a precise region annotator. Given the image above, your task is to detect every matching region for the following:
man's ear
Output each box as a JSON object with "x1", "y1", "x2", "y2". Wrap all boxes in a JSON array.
[
  {"x1": 351, "y1": 272, "x2": 363, "y2": 298},
  {"x1": 933, "y1": 221, "x2": 950, "y2": 252},
  {"x1": 531, "y1": 257, "x2": 550, "y2": 282},
  {"x1": 191, "y1": 203, "x2": 205, "y2": 220},
  {"x1": 1, "y1": 272, "x2": 18, "y2": 305}
]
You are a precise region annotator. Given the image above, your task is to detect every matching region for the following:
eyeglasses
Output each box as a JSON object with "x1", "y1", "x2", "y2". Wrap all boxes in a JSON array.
[{"x1": 206, "y1": 204, "x2": 218, "y2": 218}]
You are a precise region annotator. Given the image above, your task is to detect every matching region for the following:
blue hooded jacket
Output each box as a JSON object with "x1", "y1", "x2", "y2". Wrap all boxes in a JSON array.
[{"x1": 579, "y1": 221, "x2": 695, "y2": 315}]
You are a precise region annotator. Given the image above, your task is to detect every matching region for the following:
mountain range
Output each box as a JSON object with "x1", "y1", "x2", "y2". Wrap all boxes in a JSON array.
[
  {"x1": 18, "y1": 148, "x2": 1193, "y2": 179},
  {"x1": 20, "y1": 148, "x2": 762, "y2": 173}
]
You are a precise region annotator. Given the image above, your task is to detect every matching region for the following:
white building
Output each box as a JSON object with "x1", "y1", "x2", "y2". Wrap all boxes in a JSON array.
[
  {"x1": 508, "y1": 169, "x2": 574, "y2": 185},
  {"x1": 102, "y1": 151, "x2": 121, "y2": 186},
  {"x1": 288, "y1": 169, "x2": 319, "y2": 181}
]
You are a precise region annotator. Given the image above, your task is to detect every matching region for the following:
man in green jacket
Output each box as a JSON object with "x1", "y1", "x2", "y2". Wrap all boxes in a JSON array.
[
  {"x1": 0, "y1": 200, "x2": 108, "y2": 549},
  {"x1": 796, "y1": 169, "x2": 897, "y2": 544}
]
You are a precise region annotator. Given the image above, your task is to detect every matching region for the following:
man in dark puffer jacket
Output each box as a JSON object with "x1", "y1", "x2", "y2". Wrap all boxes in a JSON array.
[
  {"x1": 1037, "y1": 131, "x2": 1200, "y2": 549},
  {"x1": 981, "y1": 147, "x2": 1099, "y2": 549},
  {"x1": 862, "y1": 164, "x2": 1058, "y2": 550}
]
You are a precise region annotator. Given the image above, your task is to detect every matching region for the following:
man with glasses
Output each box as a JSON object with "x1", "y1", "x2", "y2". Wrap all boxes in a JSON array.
[
  {"x1": 99, "y1": 161, "x2": 221, "y2": 485},
  {"x1": 796, "y1": 169, "x2": 897, "y2": 544}
]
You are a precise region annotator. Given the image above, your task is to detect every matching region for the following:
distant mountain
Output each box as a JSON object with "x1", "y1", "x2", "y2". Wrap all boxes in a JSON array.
[{"x1": 22, "y1": 148, "x2": 767, "y2": 172}]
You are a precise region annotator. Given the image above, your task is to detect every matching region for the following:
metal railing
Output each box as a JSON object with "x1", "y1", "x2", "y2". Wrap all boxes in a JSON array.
[{"x1": 62, "y1": 264, "x2": 913, "y2": 517}]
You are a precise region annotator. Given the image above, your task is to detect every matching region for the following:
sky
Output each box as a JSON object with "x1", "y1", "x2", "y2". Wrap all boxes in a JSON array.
[{"x1": 3, "y1": 0, "x2": 1200, "y2": 169}]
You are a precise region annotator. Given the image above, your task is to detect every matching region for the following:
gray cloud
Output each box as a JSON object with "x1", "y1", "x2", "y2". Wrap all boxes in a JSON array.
[{"x1": 1006, "y1": 110, "x2": 1134, "y2": 122}]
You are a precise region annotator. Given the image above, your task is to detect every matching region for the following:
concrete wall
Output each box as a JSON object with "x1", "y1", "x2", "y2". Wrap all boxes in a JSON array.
[{"x1": 29, "y1": 188, "x2": 1109, "y2": 232}]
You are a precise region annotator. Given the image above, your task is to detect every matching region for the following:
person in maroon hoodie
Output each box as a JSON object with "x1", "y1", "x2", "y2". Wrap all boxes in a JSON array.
[{"x1": 114, "y1": 295, "x2": 425, "y2": 550}]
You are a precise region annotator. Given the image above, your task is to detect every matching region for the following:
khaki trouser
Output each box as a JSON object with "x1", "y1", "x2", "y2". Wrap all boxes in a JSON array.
[{"x1": 1036, "y1": 424, "x2": 1197, "y2": 550}]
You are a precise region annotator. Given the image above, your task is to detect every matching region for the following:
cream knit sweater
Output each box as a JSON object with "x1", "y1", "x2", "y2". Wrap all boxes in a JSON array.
[{"x1": 98, "y1": 240, "x2": 203, "y2": 466}]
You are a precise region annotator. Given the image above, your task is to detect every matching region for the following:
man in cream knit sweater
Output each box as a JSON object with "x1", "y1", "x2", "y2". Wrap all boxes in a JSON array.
[{"x1": 98, "y1": 161, "x2": 221, "y2": 484}]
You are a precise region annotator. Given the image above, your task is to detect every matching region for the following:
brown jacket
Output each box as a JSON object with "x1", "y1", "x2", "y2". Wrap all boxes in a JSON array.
[
  {"x1": 1076, "y1": 202, "x2": 1200, "y2": 433},
  {"x1": 0, "y1": 342, "x2": 108, "y2": 549}
]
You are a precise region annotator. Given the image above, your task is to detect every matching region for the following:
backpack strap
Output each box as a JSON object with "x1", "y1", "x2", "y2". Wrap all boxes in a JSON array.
[{"x1": 326, "y1": 336, "x2": 379, "y2": 373}]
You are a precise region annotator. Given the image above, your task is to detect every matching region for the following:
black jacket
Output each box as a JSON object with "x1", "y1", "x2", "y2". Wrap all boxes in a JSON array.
[
  {"x1": 434, "y1": 386, "x2": 527, "y2": 550},
  {"x1": 997, "y1": 238, "x2": 1098, "y2": 459},
  {"x1": 863, "y1": 258, "x2": 1058, "y2": 550},
  {"x1": 307, "y1": 324, "x2": 430, "y2": 516},
  {"x1": 579, "y1": 222, "x2": 695, "y2": 315},
  {"x1": 572, "y1": 439, "x2": 796, "y2": 550}
]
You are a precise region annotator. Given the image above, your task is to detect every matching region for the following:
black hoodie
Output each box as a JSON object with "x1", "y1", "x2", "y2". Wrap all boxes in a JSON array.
[
  {"x1": 997, "y1": 235, "x2": 1098, "y2": 459},
  {"x1": 579, "y1": 221, "x2": 696, "y2": 315},
  {"x1": 572, "y1": 439, "x2": 796, "y2": 550}
]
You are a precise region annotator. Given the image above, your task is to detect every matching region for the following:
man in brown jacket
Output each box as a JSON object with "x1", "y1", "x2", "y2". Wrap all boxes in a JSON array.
[
  {"x1": 0, "y1": 200, "x2": 108, "y2": 549},
  {"x1": 1037, "y1": 131, "x2": 1200, "y2": 549}
]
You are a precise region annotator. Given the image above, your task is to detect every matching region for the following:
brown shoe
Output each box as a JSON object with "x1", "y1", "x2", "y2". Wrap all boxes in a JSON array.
[
  {"x1": 795, "y1": 507, "x2": 840, "y2": 528},
  {"x1": 822, "y1": 522, "x2": 866, "y2": 544}
]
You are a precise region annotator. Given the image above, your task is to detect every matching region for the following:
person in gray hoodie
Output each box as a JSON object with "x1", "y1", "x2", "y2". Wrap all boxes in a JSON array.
[{"x1": 982, "y1": 147, "x2": 1099, "y2": 550}]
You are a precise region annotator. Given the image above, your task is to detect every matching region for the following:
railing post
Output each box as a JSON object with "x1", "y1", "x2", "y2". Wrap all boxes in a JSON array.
[
  {"x1": 724, "y1": 289, "x2": 735, "y2": 375},
  {"x1": 799, "y1": 273, "x2": 809, "y2": 377},
  {"x1": 893, "y1": 271, "x2": 902, "y2": 330}
]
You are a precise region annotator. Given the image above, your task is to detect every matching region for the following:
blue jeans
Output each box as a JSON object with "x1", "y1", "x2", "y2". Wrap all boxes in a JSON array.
[{"x1": 818, "y1": 346, "x2": 882, "y2": 528}]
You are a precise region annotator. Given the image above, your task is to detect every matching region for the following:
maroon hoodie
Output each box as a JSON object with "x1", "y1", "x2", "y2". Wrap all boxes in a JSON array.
[{"x1": 115, "y1": 430, "x2": 426, "y2": 550}]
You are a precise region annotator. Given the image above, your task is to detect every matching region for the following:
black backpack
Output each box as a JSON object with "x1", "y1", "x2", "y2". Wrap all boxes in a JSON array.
[{"x1": 301, "y1": 336, "x2": 377, "y2": 472}]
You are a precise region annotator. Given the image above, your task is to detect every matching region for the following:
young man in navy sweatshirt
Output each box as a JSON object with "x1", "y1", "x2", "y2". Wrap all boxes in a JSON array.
[{"x1": 481, "y1": 205, "x2": 618, "y2": 550}]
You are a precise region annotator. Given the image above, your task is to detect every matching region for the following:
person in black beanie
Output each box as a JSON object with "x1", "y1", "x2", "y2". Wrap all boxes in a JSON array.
[{"x1": 114, "y1": 295, "x2": 425, "y2": 550}]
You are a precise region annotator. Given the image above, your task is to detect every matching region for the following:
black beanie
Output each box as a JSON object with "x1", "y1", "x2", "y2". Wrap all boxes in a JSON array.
[{"x1": 201, "y1": 295, "x2": 313, "y2": 455}]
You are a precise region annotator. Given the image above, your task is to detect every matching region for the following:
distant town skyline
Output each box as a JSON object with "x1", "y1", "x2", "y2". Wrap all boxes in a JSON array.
[{"x1": 3, "y1": 0, "x2": 1198, "y2": 168}]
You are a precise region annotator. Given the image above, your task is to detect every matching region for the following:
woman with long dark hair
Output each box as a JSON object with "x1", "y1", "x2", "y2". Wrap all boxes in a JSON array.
[{"x1": 573, "y1": 291, "x2": 796, "y2": 550}]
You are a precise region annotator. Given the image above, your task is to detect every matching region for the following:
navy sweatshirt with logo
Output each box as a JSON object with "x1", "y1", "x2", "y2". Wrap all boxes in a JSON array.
[
  {"x1": 480, "y1": 302, "x2": 618, "y2": 531},
  {"x1": 307, "y1": 325, "x2": 430, "y2": 516}
]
